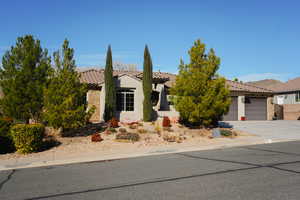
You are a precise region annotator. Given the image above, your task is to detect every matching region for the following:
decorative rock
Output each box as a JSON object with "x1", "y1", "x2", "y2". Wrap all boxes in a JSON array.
[{"x1": 212, "y1": 128, "x2": 221, "y2": 138}]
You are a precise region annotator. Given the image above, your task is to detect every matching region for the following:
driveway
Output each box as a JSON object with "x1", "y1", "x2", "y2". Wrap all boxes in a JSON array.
[{"x1": 226, "y1": 120, "x2": 300, "y2": 141}]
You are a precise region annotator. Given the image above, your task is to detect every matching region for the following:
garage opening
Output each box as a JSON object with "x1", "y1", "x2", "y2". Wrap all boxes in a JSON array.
[
  {"x1": 245, "y1": 97, "x2": 267, "y2": 120},
  {"x1": 223, "y1": 97, "x2": 238, "y2": 121}
]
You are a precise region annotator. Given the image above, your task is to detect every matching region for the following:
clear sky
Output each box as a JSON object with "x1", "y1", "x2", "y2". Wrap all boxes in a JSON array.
[{"x1": 0, "y1": 0, "x2": 299, "y2": 81}]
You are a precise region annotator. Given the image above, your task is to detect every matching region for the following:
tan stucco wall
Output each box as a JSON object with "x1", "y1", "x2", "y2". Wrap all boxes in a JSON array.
[
  {"x1": 87, "y1": 89, "x2": 101, "y2": 122},
  {"x1": 283, "y1": 104, "x2": 300, "y2": 120},
  {"x1": 99, "y1": 75, "x2": 176, "y2": 121},
  {"x1": 237, "y1": 96, "x2": 245, "y2": 120},
  {"x1": 267, "y1": 97, "x2": 275, "y2": 120},
  {"x1": 100, "y1": 75, "x2": 144, "y2": 121}
]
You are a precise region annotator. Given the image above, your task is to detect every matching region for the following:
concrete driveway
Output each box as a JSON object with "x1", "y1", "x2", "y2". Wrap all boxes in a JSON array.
[{"x1": 226, "y1": 120, "x2": 300, "y2": 141}]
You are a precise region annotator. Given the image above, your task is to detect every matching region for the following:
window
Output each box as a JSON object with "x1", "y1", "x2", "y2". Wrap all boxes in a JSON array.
[
  {"x1": 296, "y1": 92, "x2": 300, "y2": 102},
  {"x1": 116, "y1": 89, "x2": 134, "y2": 111},
  {"x1": 244, "y1": 97, "x2": 251, "y2": 104}
]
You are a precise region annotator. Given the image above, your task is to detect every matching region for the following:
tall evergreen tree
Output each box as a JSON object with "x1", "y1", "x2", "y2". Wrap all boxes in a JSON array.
[
  {"x1": 0, "y1": 35, "x2": 51, "y2": 123},
  {"x1": 171, "y1": 40, "x2": 231, "y2": 127},
  {"x1": 43, "y1": 39, "x2": 94, "y2": 131},
  {"x1": 104, "y1": 45, "x2": 116, "y2": 121},
  {"x1": 143, "y1": 45, "x2": 153, "y2": 121}
]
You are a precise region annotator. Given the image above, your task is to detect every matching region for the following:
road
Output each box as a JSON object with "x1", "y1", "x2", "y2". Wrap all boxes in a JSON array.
[{"x1": 1, "y1": 141, "x2": 300, "y2": 200}]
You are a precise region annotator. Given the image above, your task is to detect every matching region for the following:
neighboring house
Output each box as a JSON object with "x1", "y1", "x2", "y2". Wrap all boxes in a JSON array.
[
  {"x1": 272, "y1": 77, "x2": 300, "y2": 120},
  {"x1": 223, "y1": 81, "x2": 273, "y2": 121},
  {"x1": 273, "y1": 78, "x2": 300, "y2": 105},
  {"x1": 80, "y1": 69, "x2": 274, "y2": 122}
]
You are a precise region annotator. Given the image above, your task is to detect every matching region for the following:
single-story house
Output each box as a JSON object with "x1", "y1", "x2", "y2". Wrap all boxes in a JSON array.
[
  {"x1": 272, "y1": 78, "x2": 300, "y2": 120},
  {"x1": 80, "y1": 69, "x2": 274, "y2": 122}
]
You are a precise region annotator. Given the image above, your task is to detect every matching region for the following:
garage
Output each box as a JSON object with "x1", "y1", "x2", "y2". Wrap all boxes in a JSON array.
[
  {"x1": 245, "y1": 97, "x2": 267, "y2": 120},
  {"x1": 223, "y1": 97, "x2": 238, "y2": 121}
]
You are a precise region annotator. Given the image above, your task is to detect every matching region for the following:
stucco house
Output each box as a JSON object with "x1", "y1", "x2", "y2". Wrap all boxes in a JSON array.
[
  {"x1": 272, "y1": 77, "x2": 300, "y2": 120},
  {"x1": 80, "y1": 69, "x2": 274, "y2": 122}
]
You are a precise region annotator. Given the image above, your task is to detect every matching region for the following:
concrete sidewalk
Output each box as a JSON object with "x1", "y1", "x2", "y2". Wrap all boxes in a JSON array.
[{"x1": 0, "y1": 136, "x2": 283, "y2": 171}]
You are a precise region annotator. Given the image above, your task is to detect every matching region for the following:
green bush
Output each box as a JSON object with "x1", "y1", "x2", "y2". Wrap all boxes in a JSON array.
[
  {"x1": 220, "y1": 129, "x2": 232, "y2": 137},
  {"x1": 10, "y1": 124, "x2": 45, "y2": 154},
  {"x1": 0, "y1": 118, "x2": 15, "y2": 154},
  {"x1": 0, "y1": 117, "x2": 13, "y2": 137}
]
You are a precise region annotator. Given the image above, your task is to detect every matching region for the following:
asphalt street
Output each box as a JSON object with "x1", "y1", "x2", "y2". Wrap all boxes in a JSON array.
[{"x1": 1, "y1": 141, "x2": 300, "y2": 200}]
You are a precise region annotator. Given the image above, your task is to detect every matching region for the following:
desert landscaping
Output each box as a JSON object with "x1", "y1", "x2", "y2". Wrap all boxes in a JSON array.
[{"x1": 0, "y1": 117, "x2": 255, "y2": 165}]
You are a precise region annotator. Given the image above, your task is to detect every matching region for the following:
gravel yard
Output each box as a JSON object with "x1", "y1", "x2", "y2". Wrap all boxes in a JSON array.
[{"x1": 0, "y1": 121, "x2": 254, "y2": 166}]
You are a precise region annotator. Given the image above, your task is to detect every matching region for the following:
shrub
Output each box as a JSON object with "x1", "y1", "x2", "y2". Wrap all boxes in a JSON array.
[
  {"x1": 109, "y1": 118, "x2": 119, "y2": 128},
  {"x1": 129, "y1": 124, "x2": 138, "y2": 129},
  {"x1": 0, "y1": 117, "x2": 13, "y2": 137},
  {"x1": 220, "y1": 129, "x2": 233, "y2": 137},
  {"x1": 137, "y1": 128, "x2": 147, "y2": 134},
  {"x1": 107, "y1": 127, "x2": 117, "y2": 133},
  {"x1": 162, "y1": 116, "x2": 171, "y2": 127},
  {"x1": 0, "y1": 117, "x2": 15, "y2": 154},
  {"x1": 154, "y1": 123, "x2": 161, "y2": 135},
  {"x1": 10, "y1": 124, "x2": 45, "y2": 154},
  {"x1": 91, "y1": 133, "x2": 103, "y2": 142},
  {"x1": 116, "y1": 132, "x2": 140, "y2": 142},
  {"x1": 118, "y1": 128, "x2": 127, "y2": 133}
]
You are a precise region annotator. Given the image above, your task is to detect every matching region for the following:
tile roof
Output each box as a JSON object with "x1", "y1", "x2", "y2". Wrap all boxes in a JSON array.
[
  {"x1": 79, "y1": 69, "x2": 104, "y2": 86},
  {"x1": 79, "y1": 69, "x2": 273, "y2": 93},
  {"x1": 79, "y1": 69, "x2": 171, "y2": 86},
  {"x1": 271, "y1": 77, "x2": 300, "y2": 93},
  {"x1": 226, "y1": 80, "x2": 273, "y2": 93}
]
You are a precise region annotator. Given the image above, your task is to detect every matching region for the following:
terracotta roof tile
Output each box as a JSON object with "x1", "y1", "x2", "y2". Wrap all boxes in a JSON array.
[
  {"x1": 79, "y1": 69, "x2": 273, "y2": 93},
  {"x1": 226, "y1": 80, "x2": 273, "y2": 93},
  {"x1": 272, "y1": 77, "x2": 300, "y2": 93}
]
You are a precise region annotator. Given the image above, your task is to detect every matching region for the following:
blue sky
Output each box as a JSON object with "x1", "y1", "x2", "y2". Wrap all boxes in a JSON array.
[{"x1": 0, "y1": 0, "x2": 299, "y2": 81}]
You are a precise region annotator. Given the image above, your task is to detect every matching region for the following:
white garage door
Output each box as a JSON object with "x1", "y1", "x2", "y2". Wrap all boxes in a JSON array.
[
  {"x1": 245, "y1": 97, "x2": 267, "y2": 120},
  {"x1": 223, "y1": 97, "x2": 238, "y2": 121}
]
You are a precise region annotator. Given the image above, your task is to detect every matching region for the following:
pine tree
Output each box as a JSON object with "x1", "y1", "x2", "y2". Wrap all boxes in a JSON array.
[
  {"x1": 43, "y1": 39, "x2": 94, "y2": 131},
  {"x1": 104, "y1": 45, "x2": 116, "y2": 121},
  {"x1": 0, "y1": 35, "x2": 51, "y2": 123},
  {"x1": 171, "y1": 40, "x2": 231, "y2": 127},
  {"x1": 143, "y1": 45, "x2": 153, "y2": 121}
]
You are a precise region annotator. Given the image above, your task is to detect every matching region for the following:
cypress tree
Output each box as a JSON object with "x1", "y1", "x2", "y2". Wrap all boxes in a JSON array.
[
  {"x1": 0, "y1": 35, "x2": 51, "y2": 123},
  {"x1": 143, "y1": 45, "x2": 153, "y2": 121},
  {"x1": 104, "y1": 45, "x2": 116, "y2": 121}
]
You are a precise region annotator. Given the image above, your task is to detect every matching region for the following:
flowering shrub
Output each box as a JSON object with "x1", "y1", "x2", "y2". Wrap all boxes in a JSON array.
[
  {"x1": 109, "y1": 118, "x2": 119, "y2": 128},
  {"x1": 162, "y1": 116, "x2": 171, "y2": 127},
  {"x1": 91, "y1": 133, "x2": 103, "y2": 142}
]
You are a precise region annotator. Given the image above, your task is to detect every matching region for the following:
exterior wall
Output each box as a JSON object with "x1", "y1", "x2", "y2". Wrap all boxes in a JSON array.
[
  {"x1": 283, "y1": 104, "x2": 300, "y2": 120},
  {"x1": 99, "y1": 76, "x2": 177, "y2": 122},
  {"x1": 237, "y1": 96, "x2": 245, "y2": 121},
  {"x1": 87, "y1": 89, "x2": 101, "y2": 122},
  {"x1": 267, "y1": 97, "x2": 275, "y2": 120},
  {"x1": 274, "y1": 93, "x2": 300, "y2": 105},
  {"x1": 115, "y1": 75, "x2": 144, "y2": 121}
]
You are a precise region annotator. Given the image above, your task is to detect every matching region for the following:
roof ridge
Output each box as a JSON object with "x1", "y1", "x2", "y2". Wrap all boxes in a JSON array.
[{"x1": 227, "y1": 79, "x2": 273, "y2": 92}]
